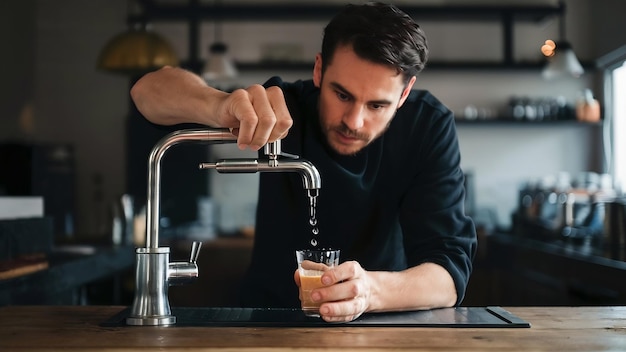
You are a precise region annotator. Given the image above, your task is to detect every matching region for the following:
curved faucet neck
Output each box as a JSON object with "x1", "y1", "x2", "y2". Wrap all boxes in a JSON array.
[
  {"x1": 145, "y1": 128, "x2": 321, "y2": 250},
  {"x1": 146, "y1": 129, "x2": 237, "y2": 248}
]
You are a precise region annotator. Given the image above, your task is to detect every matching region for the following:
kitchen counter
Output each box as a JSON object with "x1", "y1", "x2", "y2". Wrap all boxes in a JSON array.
[
  {"x1": 1, "y1": 305, "x2": 625, "y2": 351},
  {"x1": 0, "y1": 245, "x2": 134, "y2": 305}
]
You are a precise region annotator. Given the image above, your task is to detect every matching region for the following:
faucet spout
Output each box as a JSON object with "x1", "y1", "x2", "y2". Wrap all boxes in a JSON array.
[{"x1": 199, "y1": 158, "x2": 321, "y2": 190}]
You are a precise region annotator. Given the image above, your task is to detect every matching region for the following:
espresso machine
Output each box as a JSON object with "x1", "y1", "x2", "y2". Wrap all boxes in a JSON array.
[
  {"x1": 514, "y1": 172, "x2": 625, "y2": 254},
  {"x1": 125, "y1": 128, "x2": 321, "y2": 326}
]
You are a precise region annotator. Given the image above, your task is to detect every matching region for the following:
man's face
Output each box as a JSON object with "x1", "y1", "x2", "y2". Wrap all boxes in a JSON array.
[{"x1": 313, "y1": 45, "x2": 416, "y2": 156}]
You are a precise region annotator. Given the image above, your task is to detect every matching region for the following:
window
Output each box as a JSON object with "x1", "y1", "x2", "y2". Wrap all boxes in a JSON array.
[
  {"x1": 599, "y1": 45, "x2": 626, "y2": 193},
  {"x1": 612, "y1": 62, "x2": 626, "y2": 192}
]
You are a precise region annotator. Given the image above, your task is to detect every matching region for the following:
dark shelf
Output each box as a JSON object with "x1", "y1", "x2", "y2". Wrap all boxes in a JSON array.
[
  {"x1": 133, "y1": 2, "x2": 562, "y2": 23},
  {"x1": 454, "y1": 119, "x2": 603, "y2": 126},
  {"x1": 134, "y1": 1, "x2": 570, "y2": 71},
  {"x1": 235, "y1": 60, "x2": 596, "y2": 72},
  {"x1": 236, "y1": 61, "x2": 312, "y2": 72},
  {"x1": 428, "y1": 60, "x2": 597, "y2": 71},
  {"x1": 429, "y1": 61, "x2": 547, "y2": 70}
]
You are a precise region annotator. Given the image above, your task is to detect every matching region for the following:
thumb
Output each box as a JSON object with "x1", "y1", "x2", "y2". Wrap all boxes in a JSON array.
[{"x1": 293, "y1": 269, "x2": 302, "y2": 287}]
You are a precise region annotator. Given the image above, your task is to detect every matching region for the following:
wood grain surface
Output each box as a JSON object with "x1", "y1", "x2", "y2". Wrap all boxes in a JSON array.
[
  {"x1": 0, "y1": 254, "x2": 48, "y2": 280},
  {"x1": 1, "y1": 305, "x2": 625, "y2": 351}
]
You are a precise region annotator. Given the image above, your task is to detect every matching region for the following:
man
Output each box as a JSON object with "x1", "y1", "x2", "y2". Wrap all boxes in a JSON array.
[{"x1": 131, "y1": 2, "x2": 477, "y2": 323}]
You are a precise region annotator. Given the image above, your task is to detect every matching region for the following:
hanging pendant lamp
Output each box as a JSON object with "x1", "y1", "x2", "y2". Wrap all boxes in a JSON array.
[
  {"x1": 202, "y1": 42, "x2": 238, "y2": 81},
  {"x1": 541, "y1": 3, "x2": 584, "y2": 79},
  {"x1": 542, "y1": 39, "x2": 584, "y2": 79},
  {"x1": 201, "y1": 0, "x2": 237, "y2": 82},
  {"x1": 97, "y1": 22, "x2": 179, "y2": 75}
]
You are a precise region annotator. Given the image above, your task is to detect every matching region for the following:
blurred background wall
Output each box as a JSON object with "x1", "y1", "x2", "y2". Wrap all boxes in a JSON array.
[{"x1": 1, "y1": 0, "x2": 625, "y2": 237}]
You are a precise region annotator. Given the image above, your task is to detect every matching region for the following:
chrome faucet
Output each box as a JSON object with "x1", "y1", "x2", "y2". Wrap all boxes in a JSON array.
[{"x1": 126, "y1": 128, "x2": 321, "y2": 326}]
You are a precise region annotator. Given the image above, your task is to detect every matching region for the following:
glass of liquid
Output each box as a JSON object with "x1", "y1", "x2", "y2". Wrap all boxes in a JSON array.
[{"x1": 295, "y1": 249, "x2": 340, "y2": 317}]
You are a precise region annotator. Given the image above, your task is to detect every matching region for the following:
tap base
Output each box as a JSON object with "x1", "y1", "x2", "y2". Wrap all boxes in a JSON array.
[
  {"x1": 126, "y1": 315, "x2": 176, "y2": 326},
  {"x1": 126, "y1": 248, "x2": 175, "y2": 326}
]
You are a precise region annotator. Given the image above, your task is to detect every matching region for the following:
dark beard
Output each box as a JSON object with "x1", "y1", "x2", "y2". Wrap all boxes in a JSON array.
[{"x1": 333, "y1": 123, "x2": 370, "y2": 141}]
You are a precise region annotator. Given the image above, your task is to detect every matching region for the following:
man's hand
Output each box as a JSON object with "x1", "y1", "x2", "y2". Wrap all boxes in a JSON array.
[
  {"x1": 294, "y1": 261, "x2": 458, "y2": 323},
  {"x1": 130, "y1": 66, "x2": 292, "y2": 150},
  {"x1": 294, "y1": 260, "x2": 374, "y2": 323},
  {"x1": 218, "y1": 84, "x2": 292, "y2": 151}
]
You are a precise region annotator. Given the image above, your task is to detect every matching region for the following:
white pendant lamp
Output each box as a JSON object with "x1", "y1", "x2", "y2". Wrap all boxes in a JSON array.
[
  {"x1": 201, "y1": 0, "x2": 238, "y2": 82},
  {"x1": 541, "y1": 5, "x2": 584, "y2": 80}
]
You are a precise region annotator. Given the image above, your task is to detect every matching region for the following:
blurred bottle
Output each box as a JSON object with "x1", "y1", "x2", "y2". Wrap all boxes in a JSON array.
[
  {"x1": 576, "y1": 89, "x2": 601, "y2": 123},
  {"x1": 111, "y1": 194, "x2": 135, "y2": 246}
]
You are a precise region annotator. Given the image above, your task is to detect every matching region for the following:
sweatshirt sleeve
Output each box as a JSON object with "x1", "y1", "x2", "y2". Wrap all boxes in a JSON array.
[{"x1": 398, "y1": 97, "x2": 477, "y2": 306}]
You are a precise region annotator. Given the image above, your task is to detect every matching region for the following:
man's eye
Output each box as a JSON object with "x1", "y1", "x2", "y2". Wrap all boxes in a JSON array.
[{"x1": 337, "y1": 92, "x2": 349, "y2": 101}]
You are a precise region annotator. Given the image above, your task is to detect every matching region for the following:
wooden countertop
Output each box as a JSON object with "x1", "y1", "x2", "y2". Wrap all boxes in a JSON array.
[{"x1": 1, "y1": 306, "x2": 626, "y2": 351}]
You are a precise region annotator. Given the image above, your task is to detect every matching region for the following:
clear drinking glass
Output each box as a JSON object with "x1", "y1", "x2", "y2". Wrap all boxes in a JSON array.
[{"x1": 295, "y1": 249, "x2": 340, "y2": 317}]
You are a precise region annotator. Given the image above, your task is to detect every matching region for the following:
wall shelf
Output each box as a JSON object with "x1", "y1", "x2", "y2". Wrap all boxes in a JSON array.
[
  {"x1": 454, "y1": 119, "x2": 603, "y2": 127},
  {"x1": 133, "y1": 1, "x2": 568, "y2": 72},
  {"x1": 236, "y1": 60, "x2": 596, "y2": 72},
  {"x1": 134, "y1": 2, "x2": 562, "y2": 22}
]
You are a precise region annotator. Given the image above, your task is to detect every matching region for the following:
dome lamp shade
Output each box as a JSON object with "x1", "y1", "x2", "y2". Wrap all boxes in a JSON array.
[{"x1": 97, "y1": 24, "x2": 179, "y2": 75}]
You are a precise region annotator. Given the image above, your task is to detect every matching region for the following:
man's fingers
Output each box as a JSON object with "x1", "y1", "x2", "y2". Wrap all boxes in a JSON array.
[
  {"x1": 229, "y1": 85, "x2": 292, "y2": 150},
  {"x1": 265, "y1": 86, "x2": 293, "y2": 142},
  {"x1": 248, "y1": 85, "x2": 278, "y2": 149},
  {"x1": 227, "y1": 88, "x2": 259, "y2": 149},
  {"x1": 322, "y1": 260, "x2": 359, "y2": 285}
]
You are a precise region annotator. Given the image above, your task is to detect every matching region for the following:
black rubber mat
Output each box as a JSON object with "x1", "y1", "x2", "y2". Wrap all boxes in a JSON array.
[{"x1": 102, "y1": 306, "x2": 530, "y2": 328}]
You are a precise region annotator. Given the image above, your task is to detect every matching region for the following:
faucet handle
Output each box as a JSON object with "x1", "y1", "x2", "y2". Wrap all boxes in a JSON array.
[
  {"x1": 168, "y1": 241, "x2": 202, "y2": 286},
  {"x1": 189, "y1": 241, "x2": 202, "y2": 263},
  {"x1": 264, "y1": 140, "x2": 299, "y2": 160},
  {"x1": 264, "y1": 139, "x2": 281, "y2": 156}
]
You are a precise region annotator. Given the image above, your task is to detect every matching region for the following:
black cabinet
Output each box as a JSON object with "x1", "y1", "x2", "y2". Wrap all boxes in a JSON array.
[
  {"x1": 0, "y1": 143, "x2": 75, "y2": 239},
  {"x1": 464, "y1": 233, "x2": 626, "y2": 306}
]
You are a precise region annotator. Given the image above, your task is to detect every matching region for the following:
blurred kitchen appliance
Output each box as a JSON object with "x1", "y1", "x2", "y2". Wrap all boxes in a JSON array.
[
  {"x1": 513, "y1": 172, "x2": 618, "y2": 248},
  {"x1": 0, "y1": 143, "x2": 75, "y2": 239},
  {"x1": 604, "y1": 197, "x2": 626, "y2": 260}
]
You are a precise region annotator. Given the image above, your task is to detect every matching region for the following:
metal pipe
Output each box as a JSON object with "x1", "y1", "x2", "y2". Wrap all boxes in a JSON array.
[{"x1": 146, "y1": 128, "x2": 236, "y2": 248}]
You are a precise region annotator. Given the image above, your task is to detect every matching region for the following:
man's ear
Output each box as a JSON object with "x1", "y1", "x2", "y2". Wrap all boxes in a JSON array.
[
  {"x1": 313, "y1": 53, "x2": 322, "y2": 88},
  {"x1": 398, "y1": 76, "x2": 417, "y2": 108}
]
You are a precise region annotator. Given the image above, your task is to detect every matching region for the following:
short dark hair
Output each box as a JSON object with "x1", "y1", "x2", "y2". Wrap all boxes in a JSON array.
[{"x1": 321, "y1": 2, "x2": 429, "y2": 83}]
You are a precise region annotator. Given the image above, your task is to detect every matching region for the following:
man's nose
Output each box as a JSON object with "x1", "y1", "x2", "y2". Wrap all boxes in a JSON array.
[{"x1": 342, "y1": 105, "x2": 365, "y2": 130}]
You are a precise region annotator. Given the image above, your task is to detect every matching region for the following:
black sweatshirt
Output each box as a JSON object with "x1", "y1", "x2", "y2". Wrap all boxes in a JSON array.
[{"x1": 239, "y1": 77, "x2": 477, "y2": 309}]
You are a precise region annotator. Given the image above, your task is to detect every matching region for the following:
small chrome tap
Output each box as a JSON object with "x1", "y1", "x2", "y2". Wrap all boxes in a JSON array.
[
  {"x1": 126, "y1": 128, "x2": 321, "y2": 326},
  {"x1": 199, "y1": 138, "x2": 321, "y2": 190}
]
